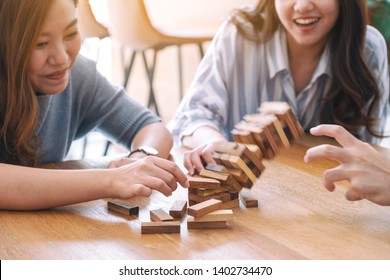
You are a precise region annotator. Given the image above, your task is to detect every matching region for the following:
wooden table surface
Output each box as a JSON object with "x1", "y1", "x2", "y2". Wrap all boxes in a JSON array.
[{"x1": 1, "y1": 135, "x2": 390, "y2": 260}]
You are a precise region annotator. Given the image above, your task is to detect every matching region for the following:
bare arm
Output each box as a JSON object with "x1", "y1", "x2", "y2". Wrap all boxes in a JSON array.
[
  {"x1": 129, "y1": 121, "x2": 173, "y2": 159},
  {"x1": 108, "y1": 122, "x2": 173, "y2": 167},
  {"x1": 0, "y1": 156, "x2": 189, "y2": 211},
  {"x1": 304, "y1": 124, "x2": 390, "y2": 206}
]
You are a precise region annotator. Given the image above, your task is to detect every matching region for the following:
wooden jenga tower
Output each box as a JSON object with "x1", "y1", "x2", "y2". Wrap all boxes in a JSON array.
[
  {"x1": 186, "y1": 102, "x2": 304, "y2": 207},
  {"x1": 140, "y1": 102, "x2": 304, "y2": 233}
]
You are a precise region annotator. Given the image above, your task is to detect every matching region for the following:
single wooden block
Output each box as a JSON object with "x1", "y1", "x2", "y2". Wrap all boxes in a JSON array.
[
  {"x1": 221, "y1": 198, "x2": 240, "y2": 209},
  {"x1": 141, "y1": 221, "x2": 181, "y2": 234},
  {"x1": 187, "y1": 219, "x2": 228, "y2": 229},
  {"x1": 150, "y1": 208, "x2": 175, "y2": 222},
  {"x1": 205, "y1": 163, "x2": 228, "y2": 173},
  {"x1": 191, "y1": 209, "x2": 233, "y2": 222},
  {"x1": 187, "y1": 198, "x2": 222, "y2": 218},
  {"x1": 198, "y1": 169, "x2": 229, "y2": 182},
  {"x1": 239, "y1": 194, "x2": 259, "y2": 208},
  {"x1": 169, "y1": 200, "x2": 187, "y2": 218},
  {"x1": 188, "y1": 176, "x2": 221, "y2": 189},
  {"x1": 107, "y1": 200, "x2": 139, "y2": 216}
]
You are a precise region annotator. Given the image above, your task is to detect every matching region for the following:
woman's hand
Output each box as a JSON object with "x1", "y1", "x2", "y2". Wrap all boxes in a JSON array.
[
  {"x1": 108, "y1": 156, "x2": 189, "y2": 199},
  {"x1": 304, "y1": 124, "x2": 390, "y2": 206},
  {"x1": 183, "y1": 139, "x2": 229, "y2": 175}
]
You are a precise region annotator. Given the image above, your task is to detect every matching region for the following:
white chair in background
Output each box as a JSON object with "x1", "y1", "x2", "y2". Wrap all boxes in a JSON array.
[{"x1": 107, "y1": 0, "x2": 214, "y2": 115}]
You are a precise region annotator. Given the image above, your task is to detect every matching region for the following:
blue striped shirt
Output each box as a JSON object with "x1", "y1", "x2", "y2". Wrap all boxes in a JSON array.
[{"x1": 168, "y1": 21, "x2": 389, "y2": 145}]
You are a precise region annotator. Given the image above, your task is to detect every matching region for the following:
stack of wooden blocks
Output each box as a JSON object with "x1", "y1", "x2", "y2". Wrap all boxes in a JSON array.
[
  {"x1": 184, "y1": 102, "x2": 304, "y2": 228},
  {"x1": 109, "y1": 102, "x2": 304, "y2": 234}
]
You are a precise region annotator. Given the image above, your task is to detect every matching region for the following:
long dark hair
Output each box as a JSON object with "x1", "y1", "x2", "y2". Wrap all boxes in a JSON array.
[
  {"x1": 0, "y1": 0, "x2": 78, "y2": 166},
  {"x1": 231, "y1": 0, "x2": 382, "y2": 139}
]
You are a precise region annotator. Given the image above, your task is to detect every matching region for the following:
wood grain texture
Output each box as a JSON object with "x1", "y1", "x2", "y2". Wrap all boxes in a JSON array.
[
  {"x1": 187, "y1": 199, "x2": 223, "y2": 218},
  {"x1": 187, "y1": 219, "x2": 228, "y2": 229},
  {"x1": 141, "y1": 221, "x2": 181, "y2": 234},
  {"x1": 2, "y1": 135, "x2": 390, "y2": 259}
]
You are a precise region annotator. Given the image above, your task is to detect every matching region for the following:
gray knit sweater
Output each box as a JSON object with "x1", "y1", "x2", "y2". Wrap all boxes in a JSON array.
[{"x1": 1, "y1": 55, "x2": 160, "y2": 164}]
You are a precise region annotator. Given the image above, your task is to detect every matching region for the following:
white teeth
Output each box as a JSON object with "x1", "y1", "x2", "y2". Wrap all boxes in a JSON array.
[{"x1": 295, "y1": 18, "x2": 319, "y2": 25}]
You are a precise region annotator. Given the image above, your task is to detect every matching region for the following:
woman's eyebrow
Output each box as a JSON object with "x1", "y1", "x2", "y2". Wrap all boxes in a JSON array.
[
  {"x1": 65, "y1": 19, "x2": 78, "y2": 30},
  {"x1": 40, "y1": 19, "x2": 78, "y2": 36}
]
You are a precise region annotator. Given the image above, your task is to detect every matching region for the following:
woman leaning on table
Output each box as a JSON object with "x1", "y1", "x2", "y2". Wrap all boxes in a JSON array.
[
  {"x1": 168, "y1": 0, "x2": 390, "y2": 175},
  {"x1": 0, "y1": 0, "x2": 189, "y2": 211}
]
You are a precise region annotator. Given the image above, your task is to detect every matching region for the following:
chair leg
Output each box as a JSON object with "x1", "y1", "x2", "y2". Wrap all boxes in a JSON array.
[
  {"x1": 103, "y1": 140, "x2": 111, "y2": 156},
  {"x1": 82, "y1": 136, "x2": 88, "y2": 158},
  {"x1": 142, "y1": 50, "x2": 160, "y2": 116},
  {"x1": 177, "y1": 45, "x2": 184, "y2": 99},
  {"x1": 197, "y1": 43, "x2": 205, "y2": 58},
  {"x1": 123, "y1": 50, "x2": 137, "y2": 89}
]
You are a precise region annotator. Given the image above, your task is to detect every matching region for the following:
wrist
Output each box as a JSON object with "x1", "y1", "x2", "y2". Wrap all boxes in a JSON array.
[{"x1": 128, "y1": 146, "x2": 159, "y2": 158}]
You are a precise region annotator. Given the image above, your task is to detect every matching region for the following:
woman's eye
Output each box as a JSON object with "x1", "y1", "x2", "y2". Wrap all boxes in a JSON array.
[
  {"x1": 66, "y1": 31, "x2": 79, "y2": 39},
  {"x1": 36, "y1": 42, "x2": 48, "y2": 49}
]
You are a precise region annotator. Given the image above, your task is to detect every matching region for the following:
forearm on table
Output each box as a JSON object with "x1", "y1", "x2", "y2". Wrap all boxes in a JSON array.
[
  {"x1": 182, "y1": 126, "x2": 228, "y2": 149},
  {"x1": 0, "y1": 164, "x2": 112, "y2": 211}
]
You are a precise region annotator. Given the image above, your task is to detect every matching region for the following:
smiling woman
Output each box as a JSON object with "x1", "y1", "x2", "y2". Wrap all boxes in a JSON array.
[
  {"x1": 28, "y1": 0, "x2": 81, "y2": 95},
  {"x1": 168, "y1": 0, "x2": 390, "y2": 175},
  {"x1": 0, "y1": 0, "x2": 189, "y2": 211}
]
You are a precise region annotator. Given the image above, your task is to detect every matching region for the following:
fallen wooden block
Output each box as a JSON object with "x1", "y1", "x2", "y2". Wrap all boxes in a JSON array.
[
  {"x1": 169, "y1": 200, "x2": 187, "y2": 218},
  {"x1": 221, "y1": 199, "x2": 240, "y2": 209},
  {"x1": 107, "y1": 200, "x2": 139, "y2": 216},
  {"x1": 191, "y1": 209, "x2": 233, "y2": 222},
  {"x1": 187, "y1": 198, "x2": 222, "y2": 218},
  {"x1": 187, "y1": 219, "x2": 227, "y2": 229},
  {"x1": 239, "y1": 194, "x2": 258, "y2": 208},
  {"x1": 150, "y1": 208, "x2": 175, "y2": 222},
  {"x1": 141, "y1": 221, "x2": 181, "y2": 234}
]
